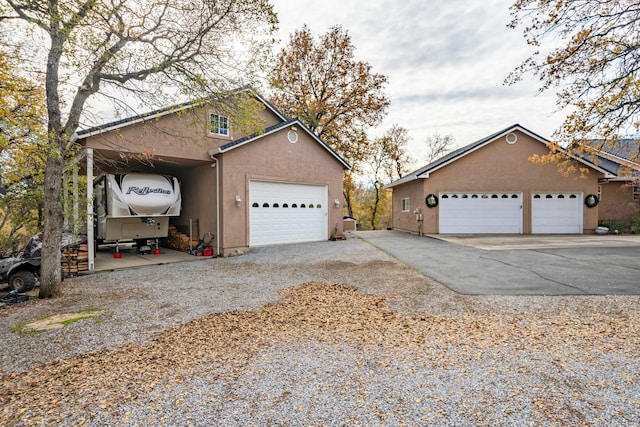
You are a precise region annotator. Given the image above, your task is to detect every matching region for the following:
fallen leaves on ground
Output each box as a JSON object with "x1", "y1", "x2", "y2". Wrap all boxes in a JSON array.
[{"x1": 1, "y1": 282, "x2": 638, "y2": 425}]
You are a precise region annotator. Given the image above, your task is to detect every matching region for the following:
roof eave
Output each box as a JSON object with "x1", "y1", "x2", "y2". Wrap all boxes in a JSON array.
[
  {"x1": 213, "y1": 119, "x2": 351, "y2": 170},
  {"x1": 75, "y1": 88, "x2": 284, "y2": 140},
  {"x1": 76, "y1": 103, "x2": 194, "y2": 139}
]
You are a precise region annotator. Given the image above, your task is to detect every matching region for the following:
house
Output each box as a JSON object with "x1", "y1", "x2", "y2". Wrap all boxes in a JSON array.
[
  {"x1": 387, "y1": 124, "x2": 614, "y2": 235},
  {"x1": 579, "y1": 139, "x2": 640, "y2": 223},
  {"x1": 75, "y1": 91, "x2": 350, "y2": 262}
]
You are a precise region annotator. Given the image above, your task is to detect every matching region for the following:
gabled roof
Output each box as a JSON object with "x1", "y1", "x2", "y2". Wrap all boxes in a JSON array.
[
  {"x1": 387, "y1": 124, "x2": 613, "y2": 189},
  {"x1": 580, "y1": 139, "x2": 640, "y2": 177},
  {"x1": 75, "y1": 90, "x2": 287, "y2": 139},
  {"x1": 213, "y1": 118, "x2": 351, "y2": 170}
]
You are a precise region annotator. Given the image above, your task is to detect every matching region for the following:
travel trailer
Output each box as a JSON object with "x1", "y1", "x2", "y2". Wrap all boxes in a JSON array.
[{"x1": 94, "y1": 173, "x2": 181, "y2": 243}]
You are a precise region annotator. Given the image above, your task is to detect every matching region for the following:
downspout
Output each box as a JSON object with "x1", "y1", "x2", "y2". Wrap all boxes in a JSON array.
[{"x1": 211, "y1": 157, "x2": 220, "y2": 257}]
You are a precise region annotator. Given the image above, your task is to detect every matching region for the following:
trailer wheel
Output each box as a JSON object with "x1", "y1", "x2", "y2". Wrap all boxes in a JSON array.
[{"x1": 8, "y1": 270, "x2": 36, "y2": 293}]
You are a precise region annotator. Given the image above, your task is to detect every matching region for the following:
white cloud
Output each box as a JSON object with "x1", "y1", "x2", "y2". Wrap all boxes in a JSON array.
[{"x1": 272, "y1": 0, "x2": 565, "y2": 162}]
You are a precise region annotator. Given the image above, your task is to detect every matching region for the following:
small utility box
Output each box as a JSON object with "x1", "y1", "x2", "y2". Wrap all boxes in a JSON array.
[{"x1": 343, "y1": 217, "x2": 357, "y2": 232}]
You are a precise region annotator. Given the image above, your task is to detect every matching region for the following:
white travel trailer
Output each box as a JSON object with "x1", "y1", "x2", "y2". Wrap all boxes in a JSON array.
[{"x1": 94, "y1": 173, "x2": 181, "y2": 243}]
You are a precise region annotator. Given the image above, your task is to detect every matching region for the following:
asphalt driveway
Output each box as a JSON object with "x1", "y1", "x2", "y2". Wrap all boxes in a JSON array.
[{"x1": 358, "y1": 230, "x2": 640, "y2": 295}]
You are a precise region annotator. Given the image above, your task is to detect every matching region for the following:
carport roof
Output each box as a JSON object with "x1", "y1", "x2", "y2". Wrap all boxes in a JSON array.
[{"x1": 387, "y1": 123, "x2": 614, "y2": 188}]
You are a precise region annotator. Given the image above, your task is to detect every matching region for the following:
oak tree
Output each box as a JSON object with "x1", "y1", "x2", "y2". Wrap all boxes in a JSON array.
[
  {"x1": 269, "y1": 25, "x2": 390, "y2": 168},
  {"x1": 508, "y1": 0, "x2": 640, "y2": 170},
  {"x1": 362, "y1": 125, "x2": 412, "y2": 229},
  {"x1": 381, "y1": 124, "x2": 414, "y2": 181},
  {"x1": 1, "y1": 0, "x2": 277, "y2": 297},
  {"x1": 0, "y1": 40, "x2": 46, "y2": 254}
]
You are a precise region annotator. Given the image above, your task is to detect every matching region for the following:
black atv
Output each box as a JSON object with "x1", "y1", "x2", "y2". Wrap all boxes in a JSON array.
[{"x1": 0, "y1": 255, "x2": 40, "y2": 293}]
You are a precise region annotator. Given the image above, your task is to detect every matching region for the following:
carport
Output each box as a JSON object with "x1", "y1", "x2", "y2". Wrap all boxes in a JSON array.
[{"x1": 68, "y1": 143, "x2": 215, "y2": 272}]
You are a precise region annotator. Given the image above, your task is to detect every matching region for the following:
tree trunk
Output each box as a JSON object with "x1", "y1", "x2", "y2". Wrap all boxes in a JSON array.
[
  {"x1": 371, "y1": 184, "x2": 380, "y2": 230},
  {"x1": 343, "y1": 189, "x2": 354, "y2": 218},
  {"x1": 39, "y1": 155, "x2": 64, "y2": 298}
]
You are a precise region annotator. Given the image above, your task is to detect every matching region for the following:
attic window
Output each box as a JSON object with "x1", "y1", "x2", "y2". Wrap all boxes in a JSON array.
[{"x1": 210, "y1": 113, "x2": 229, "y2": 136}]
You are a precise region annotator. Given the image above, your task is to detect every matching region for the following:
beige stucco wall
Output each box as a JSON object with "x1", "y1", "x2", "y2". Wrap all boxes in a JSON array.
[
  {"x1": 599, "y1": 182, "x2": 640, "y2": 220},
  {"x1": 392, "y1": 130, "x2": 603, "y2": 234},
  {"x1": 218, "y1": 127, "x2": 345, "y2": 255},
  {"x1": 173, "y1": 165, "x2": 218, "y2": 243},
  {"x1": 83, "y1": 104, "x2": 283, "y2": 163}
]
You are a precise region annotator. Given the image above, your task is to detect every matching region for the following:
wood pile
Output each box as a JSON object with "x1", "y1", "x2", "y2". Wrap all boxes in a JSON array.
[
  {"x1": 61, "y1": 243, "x2": 89, "y2": 274},
  {"x1": 166, "y1": 226, "x2": 199, "y2": 252}
]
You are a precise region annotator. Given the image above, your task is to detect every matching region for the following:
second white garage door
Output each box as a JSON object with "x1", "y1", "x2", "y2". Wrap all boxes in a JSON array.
[
  {"x1": 531, "y1": 193, "x2": 582, "y2": 234},
  {"x1": 439, "y1": 192, "x2": 523, "y2": 234},
  {"x1": 249, "y1": 181, "x2": 328, "y2": 246}
]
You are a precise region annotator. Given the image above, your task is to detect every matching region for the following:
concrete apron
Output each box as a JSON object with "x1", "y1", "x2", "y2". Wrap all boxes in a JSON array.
[
  {"x1": 428, "y1": 234, "x2": 640, "y2": 250},
  {"x1": 93, "y1": 243, "x2": 209, "y2": 272}
]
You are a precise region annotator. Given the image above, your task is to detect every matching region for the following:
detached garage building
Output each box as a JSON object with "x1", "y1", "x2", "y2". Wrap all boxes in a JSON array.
[
  {"x1": 76, "y1": 92, "x2": 350, "y2": 258},
  {"x1": 388, "y1": 124, "x2": 612, "y2": 235}
]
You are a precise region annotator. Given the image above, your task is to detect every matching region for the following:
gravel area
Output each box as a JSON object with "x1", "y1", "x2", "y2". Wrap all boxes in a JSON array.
[{"x1": 1, "y1": 235, "x2": 639, "y2": 426}]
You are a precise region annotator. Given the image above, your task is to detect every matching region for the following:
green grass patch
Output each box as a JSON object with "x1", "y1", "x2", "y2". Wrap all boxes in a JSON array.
[{"x1": 12, "y1": 308, "x2": 112, "y2": 335}]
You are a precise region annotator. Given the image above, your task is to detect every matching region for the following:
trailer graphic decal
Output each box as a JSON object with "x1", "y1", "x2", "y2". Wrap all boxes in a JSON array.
[{"x1": 126, "y1": 186, "x2": 172, "y2": 196}]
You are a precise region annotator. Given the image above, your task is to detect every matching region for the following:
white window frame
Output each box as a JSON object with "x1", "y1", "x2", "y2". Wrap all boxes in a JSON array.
[
  {"x1": 633, "y1": 185, "x2": 640, "y2": 201},
  {"x1": 209, "y1": 113, "x2": 229, "y2": 136},
  {"x1": 401, "y1": 198, "x2": 410, "y2": 212}
]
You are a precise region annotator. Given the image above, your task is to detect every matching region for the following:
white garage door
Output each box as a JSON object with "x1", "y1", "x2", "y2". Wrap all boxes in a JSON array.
[
  {"x1": 439, "y1": 192, "x2": 523, "y2": 234},
  {"x1": 531, "y1": 193, "x2": 582, "y2": 234},
  {"x1": 249, "y1": 181, "x2": 328, "y2": 246}
]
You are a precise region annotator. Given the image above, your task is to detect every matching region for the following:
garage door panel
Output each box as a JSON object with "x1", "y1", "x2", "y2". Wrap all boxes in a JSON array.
[
  {"x1": 439, "y1": 193, "x2": 522, "y2": 234},
  {"x1": 532, "y1": 193, "x2": 582, "y2": 234},
  {"x1": 250, "y1": 181, "x2": 327, "y2": 246}
]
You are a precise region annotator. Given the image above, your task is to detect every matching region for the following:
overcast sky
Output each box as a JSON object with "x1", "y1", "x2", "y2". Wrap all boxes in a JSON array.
[{"x1": 271, "y1": 0, "x2": 564, "y2": 163}]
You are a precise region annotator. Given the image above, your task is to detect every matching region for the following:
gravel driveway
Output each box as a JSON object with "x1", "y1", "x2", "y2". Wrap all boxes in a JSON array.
[{"x1": 1, "y1": 236, "x2": 639, "y2": 426}]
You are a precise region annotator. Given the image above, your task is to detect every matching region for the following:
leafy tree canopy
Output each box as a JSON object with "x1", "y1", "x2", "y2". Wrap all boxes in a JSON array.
[
  {"x1": 0, "y1": 39, "x2": 46, "y2": 254},
  {"x1": 508, "y1": 0, "x2": 640, "y2": 171},
  {"x1": 269, "y1": 25, "x2": 390, "y2": 169}
]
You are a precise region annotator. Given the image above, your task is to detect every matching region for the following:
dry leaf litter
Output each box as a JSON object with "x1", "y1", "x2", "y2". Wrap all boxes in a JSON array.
[{"x1": 1, "y1": 237, "x2": 639, "y2": 426}]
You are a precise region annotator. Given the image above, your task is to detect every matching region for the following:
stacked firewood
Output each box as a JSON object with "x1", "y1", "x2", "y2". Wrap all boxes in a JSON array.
[
  {"x1": 61, "y1": 243, "x2": 89, "y2": 274},
  {"x1": 166, "y1": 226, "x2": 199, "y2": 252}
]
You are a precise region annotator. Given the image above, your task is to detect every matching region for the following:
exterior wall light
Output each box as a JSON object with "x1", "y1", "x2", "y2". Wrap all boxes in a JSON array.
[
  {"x1": 334, "y1": 199, "x2": 340, "y2": 208},
  {"x1": 235, "y1": 195, "x2": 242, "y2": 206}
]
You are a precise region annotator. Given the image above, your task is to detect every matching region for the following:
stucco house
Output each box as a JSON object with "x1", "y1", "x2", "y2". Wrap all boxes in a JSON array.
[
  {"x1": 75, "y1": 91, "x2": 350, "y2": 262},
  {"x1": 580, "y1": 139, "x2": 640, "y2": 223},
  {"x1": 387, "y1": 124, "x2": 615, "y2": 235}
]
